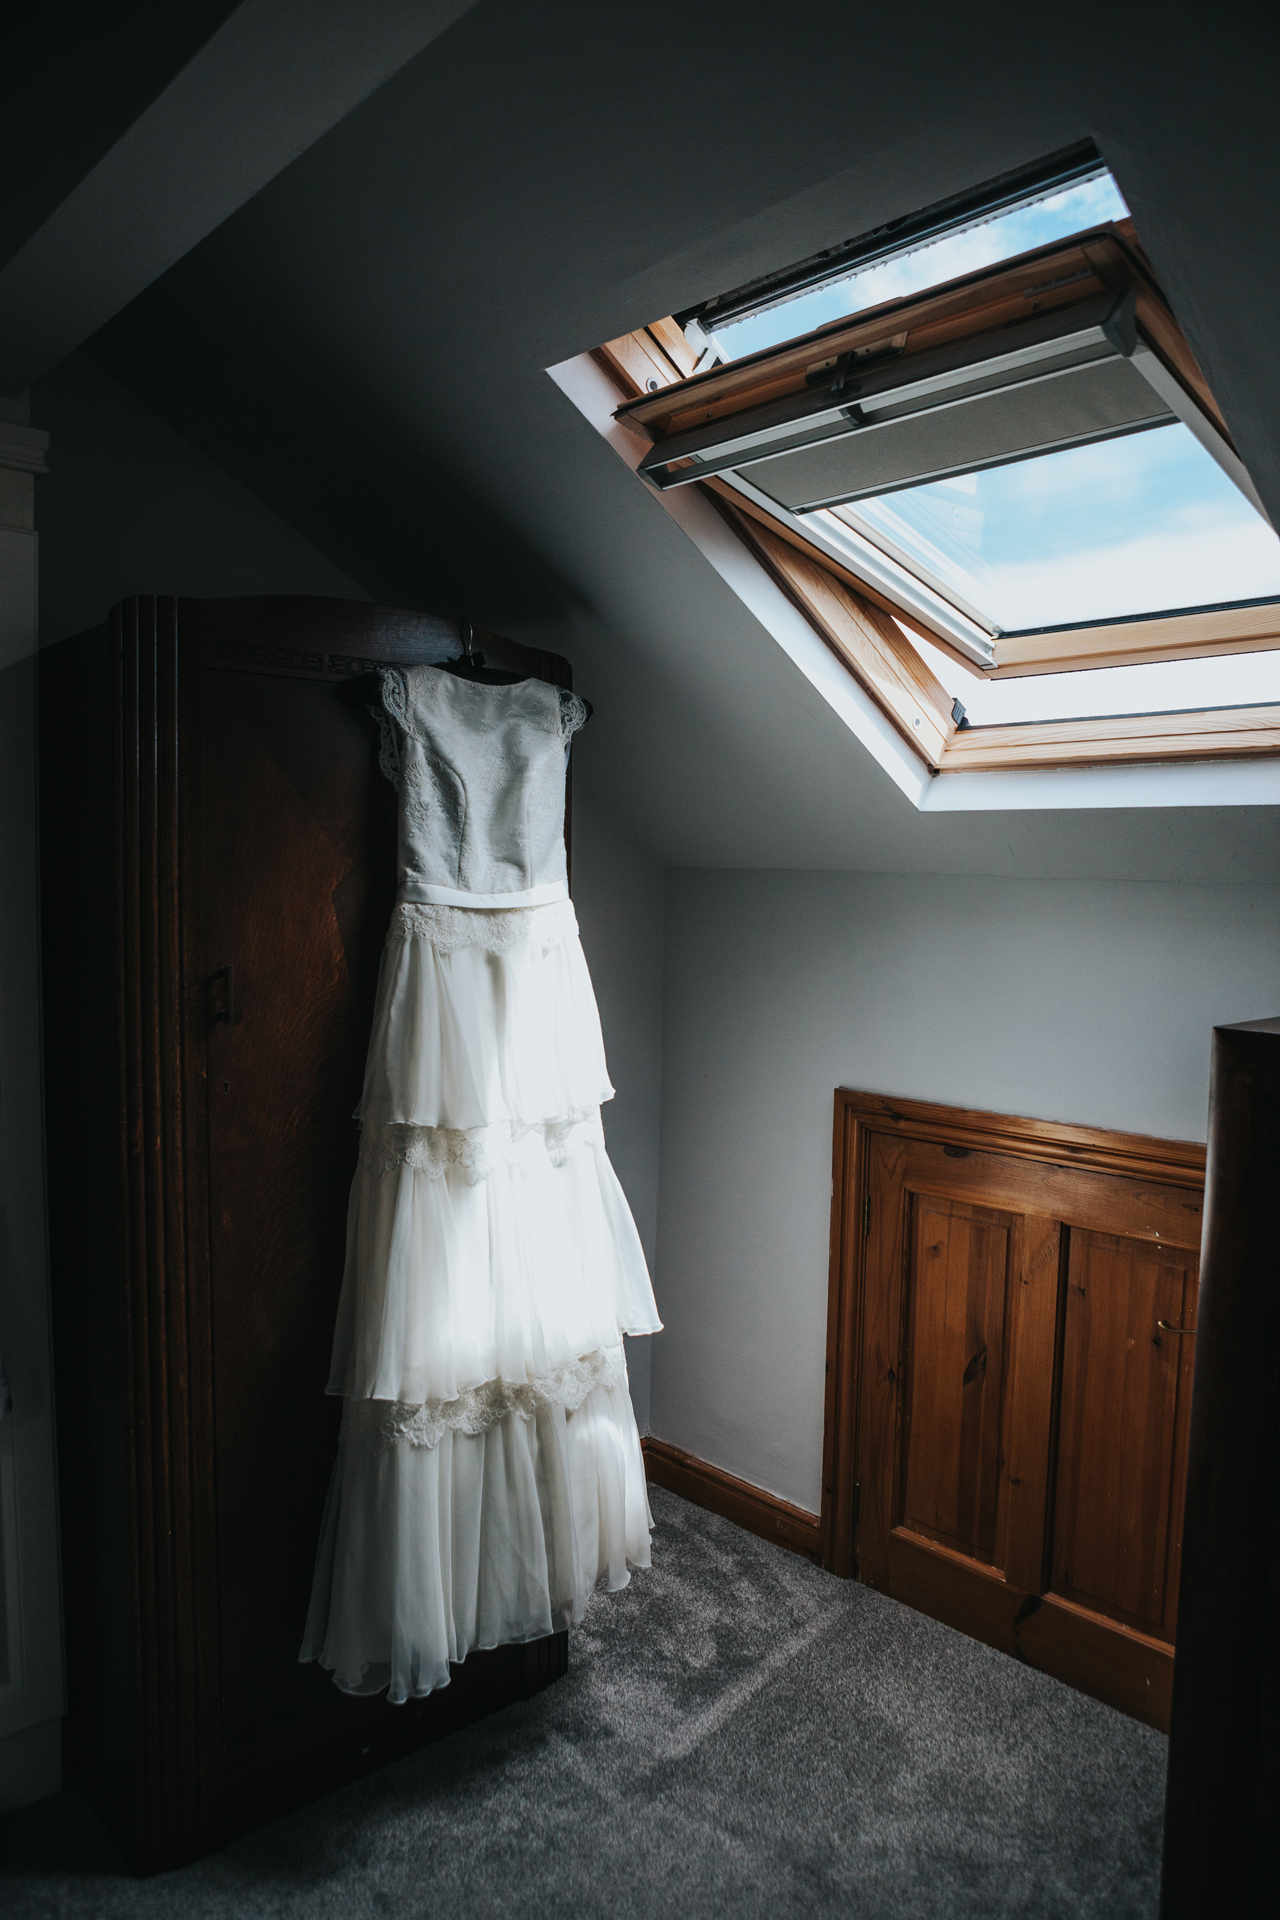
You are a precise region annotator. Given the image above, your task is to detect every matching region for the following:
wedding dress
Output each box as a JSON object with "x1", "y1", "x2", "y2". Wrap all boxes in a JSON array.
[{"x1": 300, "y1": 665, "x2": 661, "y2": 1702}]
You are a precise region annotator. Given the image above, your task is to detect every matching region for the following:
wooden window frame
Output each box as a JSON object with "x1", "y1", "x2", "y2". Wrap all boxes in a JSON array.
[
  {"x1": 592, "y1": 315, "x2": 698, "y2": 395},
  {"x1": 718, "y1": 490, "x2": 1280, "y2": 772},
  {"x1": 595, "y1": 223, "x2": 1280, "y2": 773}
]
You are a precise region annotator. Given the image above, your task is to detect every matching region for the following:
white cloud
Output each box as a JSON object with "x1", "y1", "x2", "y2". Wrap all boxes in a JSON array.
[{"x1": 969, "y1": 522, "x2": 1280, "y2": 628}]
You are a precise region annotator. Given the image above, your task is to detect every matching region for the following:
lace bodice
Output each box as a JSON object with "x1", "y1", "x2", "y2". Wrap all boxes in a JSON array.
[{"x1": 377, "y1": 666, "x2": 587, "y2": 908}]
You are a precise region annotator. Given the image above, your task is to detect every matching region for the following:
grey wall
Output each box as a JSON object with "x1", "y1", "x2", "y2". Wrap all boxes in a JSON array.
[
  {"x1": 649, "y1": 870, "x2": 1280, "y2": 1514},
  {"x1": 570, "y1": 782, "x2": 666, "y2": 1432},
  {"x1": 33, "y1": 352, "x2": 368, "y2": 644}
]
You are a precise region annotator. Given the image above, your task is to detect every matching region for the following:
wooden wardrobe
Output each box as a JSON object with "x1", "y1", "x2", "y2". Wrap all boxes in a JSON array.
[{"x1": 40, "y1": 597, "x2": 573, "y2": 1873}]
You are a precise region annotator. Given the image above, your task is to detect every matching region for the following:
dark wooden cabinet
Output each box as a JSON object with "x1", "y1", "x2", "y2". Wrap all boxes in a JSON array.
[
  {"x1": 822, "y1": 1092, "x2": 1206, "y2": 1729},
  {"x1": 40, "y1": 597, "x2": 571, "y2": 1873},
  {"x1": 1161, "y1": 1018, "x2": 1280, "y2": 1920}
]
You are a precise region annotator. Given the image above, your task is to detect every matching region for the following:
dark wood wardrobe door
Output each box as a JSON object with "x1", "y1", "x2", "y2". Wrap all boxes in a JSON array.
[
  {"x1": 183, "y1": 617, "x2": 572, "y2": 1835},
  {"x1": 181, "y1": 611, "x2": 572, "y2": 1838},
  {"x1": 200, "y1": 667, "x2": 396, "y2": 1788}
]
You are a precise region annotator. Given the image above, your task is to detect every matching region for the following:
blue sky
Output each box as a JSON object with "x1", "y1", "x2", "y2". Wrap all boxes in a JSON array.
[
  {"x1": 839, "y1": 425, "x2": 1280, "y2": 631},
  {"x1": 711, "y1": 174, "x2": 1131, "y2": 361}
]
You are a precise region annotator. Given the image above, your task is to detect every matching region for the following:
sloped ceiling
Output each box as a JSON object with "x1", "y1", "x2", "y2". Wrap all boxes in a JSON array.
[
  {"x1": 43, "y1": 0, "x2": 1280, "y2": 877},
  {"x1": 0, "y1": 2, "x2": 239, "y2": 268}
]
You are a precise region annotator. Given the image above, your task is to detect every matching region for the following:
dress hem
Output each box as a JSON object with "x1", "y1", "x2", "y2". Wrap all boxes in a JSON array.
[{"x1": 299, "y1": 1554, "x2": 650, "y2": 1705}]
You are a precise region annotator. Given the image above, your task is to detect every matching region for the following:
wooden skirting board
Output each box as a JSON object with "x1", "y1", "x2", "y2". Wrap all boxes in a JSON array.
[{"x1": 642, "y1": 1437, "x2": 822, "y2": 1563}]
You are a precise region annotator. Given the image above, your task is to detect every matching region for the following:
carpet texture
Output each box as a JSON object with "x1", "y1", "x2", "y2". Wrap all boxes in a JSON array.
[{"x1": 0, "y1": 1485, "x2": 1167, "y2": 1917}]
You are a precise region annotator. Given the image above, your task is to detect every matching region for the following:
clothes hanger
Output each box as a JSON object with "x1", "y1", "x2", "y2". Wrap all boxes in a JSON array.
[
  {"x1": 442, "y1": 621, "x2": 592, "y2": 721},
  {"x1": 335, "y1": 624, "x2": 591, "y2": 723},
  {"x1": 439, "y1": 619, "x2": 522, "y2": 687}
]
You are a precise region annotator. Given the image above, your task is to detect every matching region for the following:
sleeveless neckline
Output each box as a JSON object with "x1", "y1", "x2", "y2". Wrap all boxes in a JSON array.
[{"x1": 376, "y1": 665, "x2": 587, "y2": 908}]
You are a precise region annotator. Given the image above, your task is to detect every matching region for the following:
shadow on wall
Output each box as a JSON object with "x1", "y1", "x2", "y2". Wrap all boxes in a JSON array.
[{"x1": 568, "y1": 784, "x2": 667, "y2": 1435}]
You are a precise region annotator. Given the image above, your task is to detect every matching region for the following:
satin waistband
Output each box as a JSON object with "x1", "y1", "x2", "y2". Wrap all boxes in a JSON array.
[{"x1": 396, "y1": 878, "x2": 570, "y2": 910}]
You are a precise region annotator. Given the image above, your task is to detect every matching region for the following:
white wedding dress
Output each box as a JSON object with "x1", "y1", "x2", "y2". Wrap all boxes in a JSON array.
[{"x1": 300, "y1": 665, "x2": 661, "y2": 1703}]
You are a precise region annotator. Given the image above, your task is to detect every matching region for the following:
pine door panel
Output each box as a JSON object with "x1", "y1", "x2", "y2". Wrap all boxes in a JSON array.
[
  {"x1": 898, "y1": 1196, "x2": 1013, "y2": 1565},
  {"x1": 1051, "y1": 1230, "x2": 1198, "y2": 1639},
  {"x1": 995, "y1": 1212, "x2": 1061, "y2": 1593}
]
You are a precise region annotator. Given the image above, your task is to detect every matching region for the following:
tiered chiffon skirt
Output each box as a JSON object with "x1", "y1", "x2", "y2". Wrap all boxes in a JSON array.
[{"x1": 301, "y1": 897, "x2": 661, "y2": 1702}]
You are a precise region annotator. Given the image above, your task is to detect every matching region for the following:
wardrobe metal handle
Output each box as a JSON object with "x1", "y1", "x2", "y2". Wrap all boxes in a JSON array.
[
  {"x1": 213, "y1": 964, "x2": 236, "y2": 1025},
  {"x1": 1156, "y1": 1320, "x2": 1195, "y2": 1335}
]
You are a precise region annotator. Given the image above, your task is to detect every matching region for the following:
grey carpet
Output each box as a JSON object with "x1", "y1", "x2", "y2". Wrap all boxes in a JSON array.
[{"x1": 0, "y1": 1485, "x2": 1167, "y2": 1918}]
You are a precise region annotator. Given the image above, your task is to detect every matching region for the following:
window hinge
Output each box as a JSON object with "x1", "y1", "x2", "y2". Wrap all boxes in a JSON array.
[{"x1": 862, "y1": 1191, "x2": 871, "y2": 1237}]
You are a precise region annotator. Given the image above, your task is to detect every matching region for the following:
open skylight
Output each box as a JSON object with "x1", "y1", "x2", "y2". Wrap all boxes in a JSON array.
[
  {"x1": 707, "y1": 171, "x2": 1130, "y2": 362},
  {"x1": 594, "y1": 147, "x2": 1280, "y2": 776},
  {"x1": 827, "y1": 423, "x2": 1280, "y2": 633}
]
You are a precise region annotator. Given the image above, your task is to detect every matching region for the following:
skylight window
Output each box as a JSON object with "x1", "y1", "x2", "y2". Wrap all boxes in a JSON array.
[
  {"x1": 828, "y1": 424, "x2": 1280, "y2": 633},
  {"x1": 709, "y1": 171, "x2": 1131, "y2": 362},
  {"x1": 594, "y1": 148, "x2": 1280, "y2": 774}
]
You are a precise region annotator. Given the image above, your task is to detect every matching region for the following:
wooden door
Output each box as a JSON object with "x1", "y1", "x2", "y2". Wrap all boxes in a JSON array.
[
  {"x1": 198, "y1": 663, "x2": 399, "y2": 1815},
  {"x1": 183, "y1": 602, "x2": 576, "y2": 1835},
  {"x1": 824, "y1": 1096, "x2": 1205, "y2": 1730}
]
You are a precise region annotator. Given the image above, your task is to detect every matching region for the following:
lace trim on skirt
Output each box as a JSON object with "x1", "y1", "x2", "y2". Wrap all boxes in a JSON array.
[
  {"x1": 356, "y1": 1110, "x2": 603, "y2": 1182},
  {"x1": 388, "y1": 896, "x2": 578, "y2": 955},
  {"x1": 341, "y1": 1344, "x2": 628, "y2": 1454}
]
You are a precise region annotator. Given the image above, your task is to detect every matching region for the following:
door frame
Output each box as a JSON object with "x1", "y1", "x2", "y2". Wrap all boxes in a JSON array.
[{"x1": 819, "y1": 1089, "x2": 1206, "y2": 1580}]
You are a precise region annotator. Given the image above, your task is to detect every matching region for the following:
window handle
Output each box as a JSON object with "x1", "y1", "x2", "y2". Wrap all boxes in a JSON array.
[
  {"x1": 212, "y1": 964, "x2": 236, "y2": 1026},
  {"x1": 1156, "y1": 1320, "x2": 1195, "y2": 1335}
]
